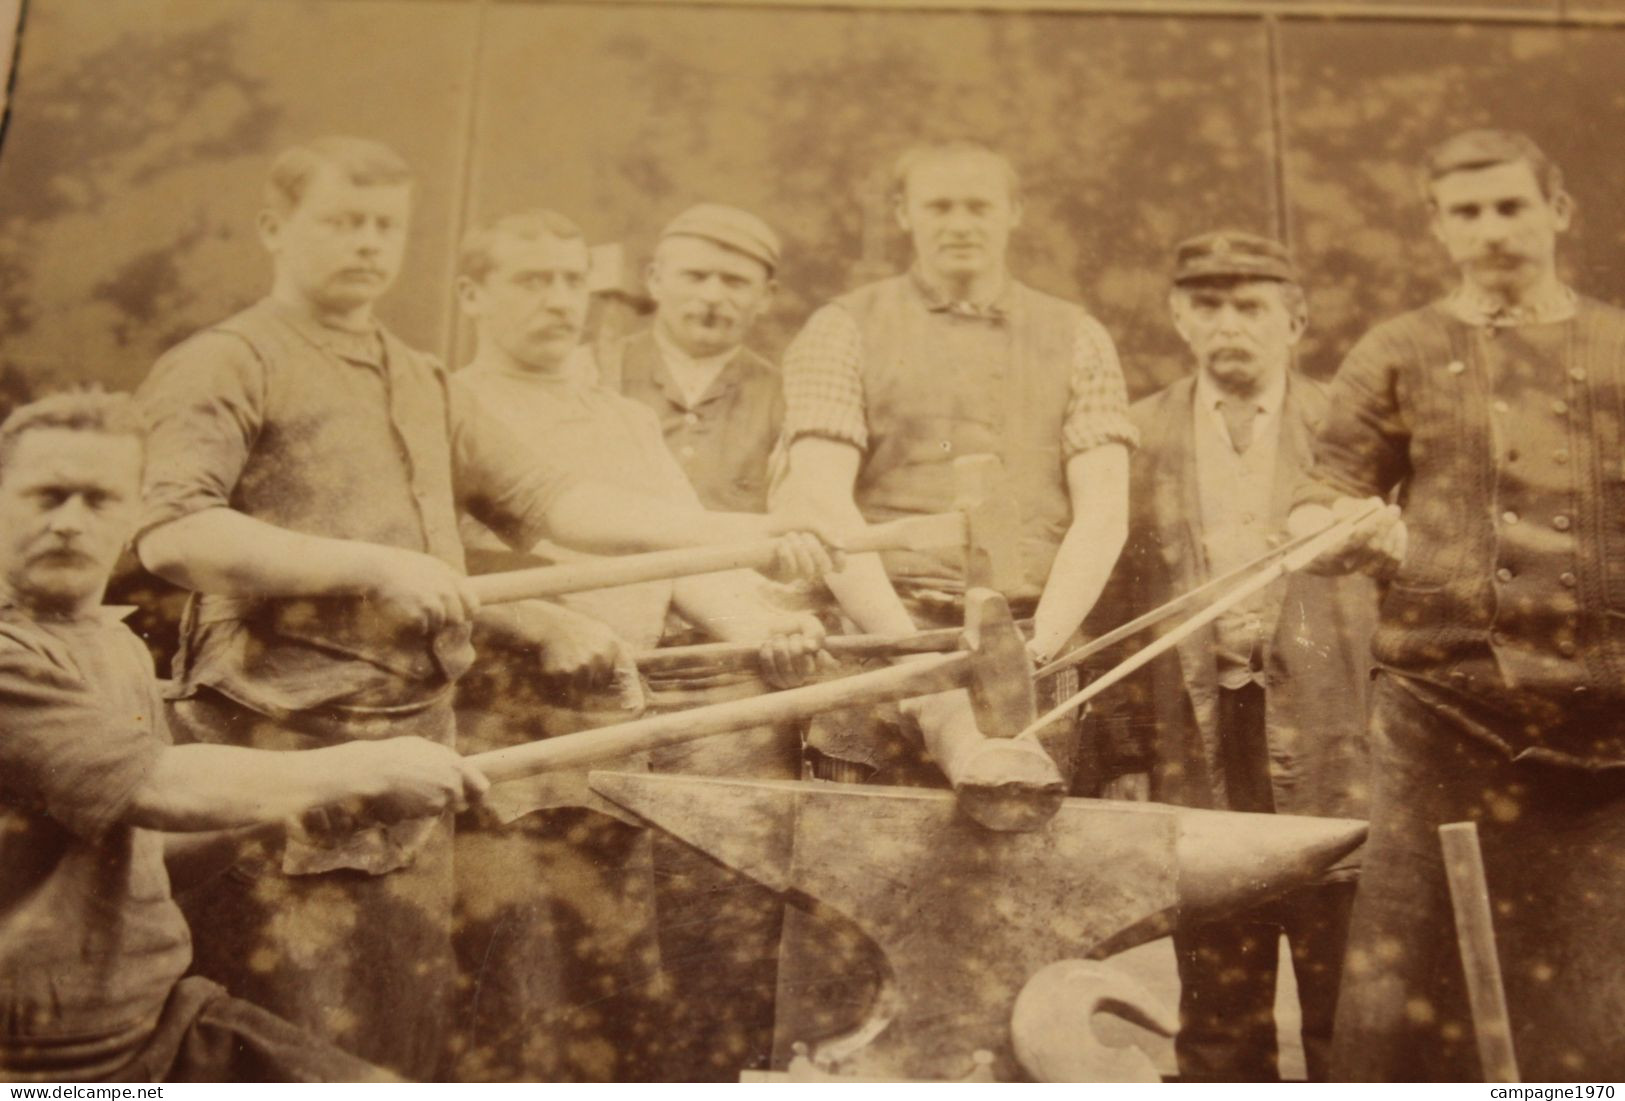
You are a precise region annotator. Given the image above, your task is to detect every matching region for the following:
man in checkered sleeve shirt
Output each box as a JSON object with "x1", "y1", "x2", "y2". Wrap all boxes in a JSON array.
[{"x1": 772, "y1": 139, "x2": 1136, "y2": 783}]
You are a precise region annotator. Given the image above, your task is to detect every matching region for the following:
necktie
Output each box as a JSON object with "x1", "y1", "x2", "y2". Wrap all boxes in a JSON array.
[{"x1": 1218, "y1": 397, "x2": 1258, "y2": 454}]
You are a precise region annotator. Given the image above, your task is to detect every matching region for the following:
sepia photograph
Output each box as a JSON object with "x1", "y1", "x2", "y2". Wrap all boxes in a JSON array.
[{"x1": 0, "y1": 0, "x2": 1622, "y2": 1086}]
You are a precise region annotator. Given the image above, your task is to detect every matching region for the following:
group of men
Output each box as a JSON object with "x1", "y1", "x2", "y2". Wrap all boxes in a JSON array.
[{"x1": 1, "y1": 125, "x2": 1622, "y2": 1085}]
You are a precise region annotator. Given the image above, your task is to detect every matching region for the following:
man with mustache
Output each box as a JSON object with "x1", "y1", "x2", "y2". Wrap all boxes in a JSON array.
[
  {"x1": 133, "y1": 137, "x2": 834, "y2": 1078},
  {"x1": 1086, "y1": 232, "x2": 1375, "y2": 1080},
  {"x1": 774, "y1": 139, "x2": 1135, "y2": 783},
  {"x1": 1290, "y1": 129, "x2": 1625, "y2": 1080},
  {"x1": 0, "y1": 391, "x2": 482, "y2": 1083},
  {"x1": 448, "y1": 208, "x2": 826, "y2": 1081},
  {"x1": 590, "y1": 204, "x2": 783, "y2": 513}
]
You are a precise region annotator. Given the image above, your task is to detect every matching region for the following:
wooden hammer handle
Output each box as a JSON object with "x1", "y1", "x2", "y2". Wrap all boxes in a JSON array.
[
  {"x1": 468, "y1": 650, "x2": 969, "y2": 782},
  {"x1": 636, "y1": 618, "x2": 1034, "y2": 673},
  {"x1": 468, "y1": 513, "x2": 964, "y2": 605}
]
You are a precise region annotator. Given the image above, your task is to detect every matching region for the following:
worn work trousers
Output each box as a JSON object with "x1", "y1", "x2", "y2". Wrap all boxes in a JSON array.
[
  {"x1": 118, "y1": 977, "x2": 394, "y2": 1083},
  {"x1": 171, "y1": 690, "x2": 456, "y2": 1081},
  {"x1": 446, "y1": 652, "x2": 662, "y2": 1083},
  {"x1": 1172, "y1": 684, "x2": 1355, "y2": 1083},
  {"x1": 1330, "y1": 675, "x2": 1625, "y2": 1081}
]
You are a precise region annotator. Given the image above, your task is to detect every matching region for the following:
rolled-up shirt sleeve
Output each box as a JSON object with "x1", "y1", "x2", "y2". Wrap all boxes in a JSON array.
[
  {"x1": 1293, "y1": 325, "x2": 1412, "y2": 511},
  {"x1": 0, "y1": 635, "x2": 158, "y2": 843},
  {"x1": 1062, "y1": 315, "x2": 1139, "y2": 457},
  {"x1": 449, "y1": 379, "x2": 581, "y2": 552},
  {"x1": 136, "y1": 332, "x2": 267, "y2": 540},
  {"x1": 780, "y1": 304, "x2": 869, "y2": 452}
]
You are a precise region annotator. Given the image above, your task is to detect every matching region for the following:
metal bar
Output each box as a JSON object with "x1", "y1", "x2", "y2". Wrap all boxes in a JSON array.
[
  {"x1": 1017, "y1": 500, "x2": 1382, "y2": 739},
  {"x1": 1440, "y1": 822, "x2": 1522, "y2": 1083},
  {"x1": 1034, "y1": 516, "x2": 1334, "y2": 679}
]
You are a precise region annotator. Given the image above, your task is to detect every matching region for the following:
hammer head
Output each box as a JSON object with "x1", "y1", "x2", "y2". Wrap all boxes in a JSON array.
[
  {"x1": 960, "y1": 587, "x2": 1037, "y2": 739},
  {"x1": 952, "y1": 454, "x2": 1023, "y2": 595}
]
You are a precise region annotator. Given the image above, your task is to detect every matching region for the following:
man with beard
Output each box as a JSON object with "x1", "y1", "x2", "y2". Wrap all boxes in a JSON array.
[
  {"x1": 774, "y1": 139, "x2": 1135, "y2": 783},
  {"x1": 1087, "y1": 232, "x2": 1374, "y2": 1081},
  {"x1": 591, "y1": 204, "x2": 783, "y2": 512},
  {"x1": 133, "y1": 137, "x2": 834, "y2": 1078},
  {"x1": 448, "y1": 208, "x2": 825, "y2": 1081},
  {"x1": 1291, "y1": 129, "x2": 1625, "y2": 1080}
]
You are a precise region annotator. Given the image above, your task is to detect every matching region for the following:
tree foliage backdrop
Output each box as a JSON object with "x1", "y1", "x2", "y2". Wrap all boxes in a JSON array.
[{"x1": 3, "y1": 0, "x2": 1625, "y2": 401}]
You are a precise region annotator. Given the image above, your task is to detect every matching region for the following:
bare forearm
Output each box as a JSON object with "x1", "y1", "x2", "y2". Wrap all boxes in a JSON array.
[
  {"x1": 775, "y1": 438, "x2": 916, "y2": 636},
  {"x1": 1031, "y1": 518, "x2": 1127, "y2": 658},
  {"x1": 127, "y1": 744, "x2": 367, "y2": 832},
  {"x1": 671, "y1": 571, "x2": 781, "y2": 640},
  {"x1": 1032, "y1": 447, "x2": 1130, "y2": 659},
  {"x1": 137, "y1": 508, "x2": 375, "y2": 598}
]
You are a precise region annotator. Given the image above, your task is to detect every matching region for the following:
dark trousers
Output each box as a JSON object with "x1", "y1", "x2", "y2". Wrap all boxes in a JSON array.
[
  {"x1": 171, "y1": 692, "x2": 456, "y2": 1081},
  {"x1": 1330, "y1": 675, "x2": 1625, "y2": 1082},
  {"x1": 1172, "y1": 684, "x2": 1356, "y2": 1082}
]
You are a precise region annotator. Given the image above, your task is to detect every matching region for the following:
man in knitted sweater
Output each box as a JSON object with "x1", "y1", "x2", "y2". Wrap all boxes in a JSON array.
[{"x1": 1291, "y1": 129, "x2": 1625, "y2": 1081}]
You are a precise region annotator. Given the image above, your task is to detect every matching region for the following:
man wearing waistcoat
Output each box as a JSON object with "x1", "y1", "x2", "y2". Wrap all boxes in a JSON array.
[
  {"x1": 1087, "y1": 232, "x2": 1375, "y2": 1080},
  {"x1": 588, "y1": 203, "x2": 783, "y2": 512},
  {"x1": 131, "y1": 137, "x2": 834, "y2": 1078},
  {"x1": 1292, "y1": 129, "x2": 1625, "y2": 1080},
  {"x1": 774, "y1": 140, "x2": 1136, "y2": 781}
]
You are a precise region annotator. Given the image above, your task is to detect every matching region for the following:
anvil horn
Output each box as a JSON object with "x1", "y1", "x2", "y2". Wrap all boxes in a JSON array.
[
  {"x1": 588, "y1": 772, "x2": 1368, "y2": 1081},
  {"x1": 1176, "y1": 805, "x2": 1366, "y2": 919}
]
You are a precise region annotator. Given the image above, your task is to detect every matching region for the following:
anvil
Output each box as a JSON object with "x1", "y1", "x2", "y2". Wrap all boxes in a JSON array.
[{"x1": 589, "y1": 771, "x2": 1366, "y2": 1082}]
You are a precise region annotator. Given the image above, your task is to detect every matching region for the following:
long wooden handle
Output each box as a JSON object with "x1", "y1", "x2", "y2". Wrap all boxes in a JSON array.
[
  {"x1": 1014, "y1": 501, "x2": 1383, "y2": 740},
  {"x1": 1440, "y1": 822, "x2": 1520, "y2": 1083},
  {"x1": 468, "y1": 513, "x2": 965, "y2": 605},
  {"x1": 636, "y1": 618, "x2": 1033, "y2": 673},
  {"x1": 468, "y1": 650, "x2": 969, "y2": 783}
]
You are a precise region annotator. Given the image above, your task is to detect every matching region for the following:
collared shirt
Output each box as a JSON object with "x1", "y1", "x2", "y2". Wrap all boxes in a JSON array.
[
  {"x1": 1193, "y1": 370, "x2": 1286, "y2": 689},
  {"x1": 455, "y1": 363, "x2": 700, "y2": 650},
  {"x1": 138, "y1": 297, "x2": 576, "y2": 718},
  {"x1": 600, "y1": 329, "x2": 783, "y2": 512},
  {"x1": 0, "y1": 606, "x2": 192, "y2": 1078},
  {"x1": 780, "y1": 266, "x2": 1136, "y2": 459}
]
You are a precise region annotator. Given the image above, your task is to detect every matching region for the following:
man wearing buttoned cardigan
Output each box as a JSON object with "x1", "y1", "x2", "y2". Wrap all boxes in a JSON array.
[{"x1": 1292, "y1": 129, "x2": 1625, "y2": 1081}]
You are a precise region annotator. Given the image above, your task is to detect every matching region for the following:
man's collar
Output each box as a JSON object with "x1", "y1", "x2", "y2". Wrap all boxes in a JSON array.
[
  {"x1": 1194, "y1": 365, "x2": 1288, "y2": 416},
  {"x1": 906, "y1": 265, "x2": 1015, "y2": 320},
  {"x1": 265, "y1": 296, "x2": 386, "y2": 366},
  {"x1": 1444, "y1": 278, "x2": 1577, "y2": 328}
]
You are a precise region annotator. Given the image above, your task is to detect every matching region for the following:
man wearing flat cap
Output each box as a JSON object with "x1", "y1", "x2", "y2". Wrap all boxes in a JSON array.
[
  {"x1": 592, "y1": 202, "x2": 784, "y2": 513},
  {"x1": 1290, "y1": 129, "x2": 1625, "y2": 1081},
  {"x1": 1086, "y1": 230, "x2": 1375, "y2": 1081}
]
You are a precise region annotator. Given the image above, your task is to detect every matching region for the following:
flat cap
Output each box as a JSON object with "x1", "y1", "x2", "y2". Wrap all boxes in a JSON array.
[
  {"x1": 1172, "y1": 230, "x2": 1298, "y2": 285},
  {"x1": 659, "y1": 203, "x2": 781, "y2": 274}
]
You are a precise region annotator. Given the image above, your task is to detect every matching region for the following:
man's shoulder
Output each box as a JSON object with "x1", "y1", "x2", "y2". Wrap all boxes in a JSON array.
[{"x1": 0, "y1": 612, "x2": 86, "y2": 687}]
